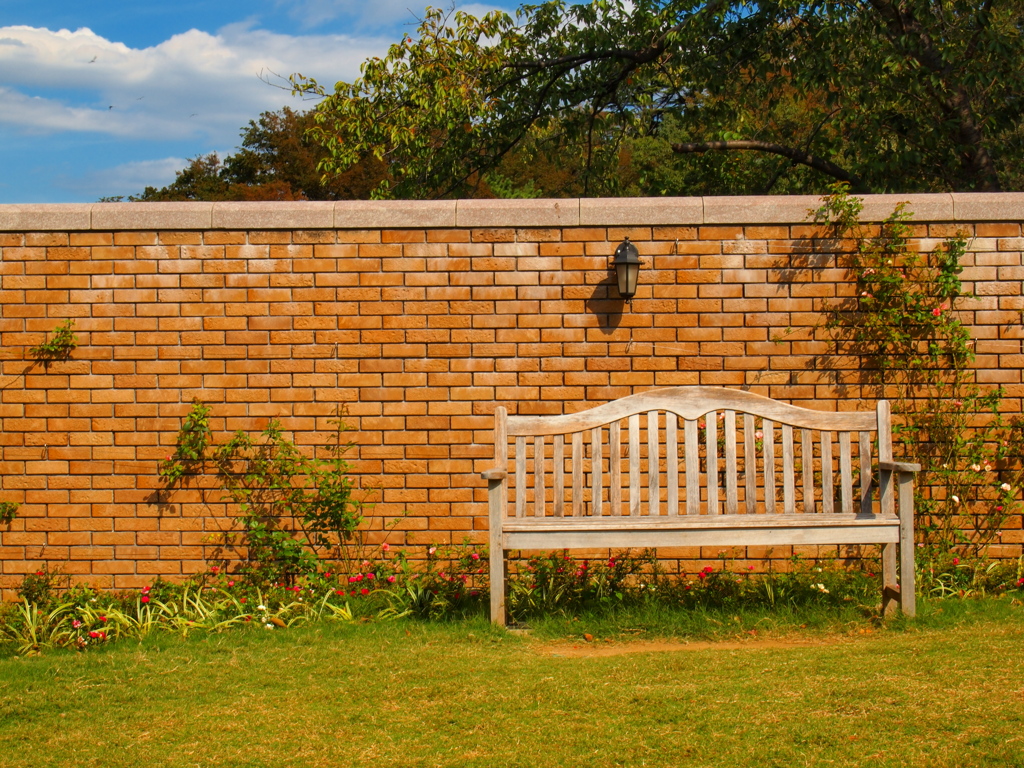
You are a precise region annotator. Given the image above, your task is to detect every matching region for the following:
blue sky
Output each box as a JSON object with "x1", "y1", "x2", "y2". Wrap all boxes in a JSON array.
[{"x1": 0, "y1": 0, "x2": 510, "y2": 203}]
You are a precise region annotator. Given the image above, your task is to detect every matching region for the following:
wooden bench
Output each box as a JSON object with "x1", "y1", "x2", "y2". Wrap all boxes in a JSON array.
[{"x1": 480, "y1": 387, "x2": 919, "y2": 626}]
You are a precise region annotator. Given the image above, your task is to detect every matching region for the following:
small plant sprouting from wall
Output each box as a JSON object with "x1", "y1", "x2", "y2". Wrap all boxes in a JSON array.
[
  {"x1": 160, "y1": 402, "x2": 368, "y2": 586},
  {"x1": 0, "y1": 501, "x2": 18, "y2": 525},
  {"x1": 29, "y1": 319, "x2": 77, "y2": 363},
  {"x1": 814, "y1": 185, "x2": 1020, "y2": 556}
]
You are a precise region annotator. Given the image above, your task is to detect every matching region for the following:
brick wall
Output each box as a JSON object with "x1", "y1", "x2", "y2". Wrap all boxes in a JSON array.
[{"x1": 1, "y1": 194, "x2": 1022, "y2": 595}]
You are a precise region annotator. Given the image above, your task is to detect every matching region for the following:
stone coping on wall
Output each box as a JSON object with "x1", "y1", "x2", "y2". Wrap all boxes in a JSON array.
[{"x1": 0, "y1": 193, "x2": 1021, "y2": 231}]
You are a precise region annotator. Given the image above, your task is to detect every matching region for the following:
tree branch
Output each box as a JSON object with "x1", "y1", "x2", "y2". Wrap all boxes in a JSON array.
[{"x1": 670, "y1": 140, "x2": 865, "y2": 189}]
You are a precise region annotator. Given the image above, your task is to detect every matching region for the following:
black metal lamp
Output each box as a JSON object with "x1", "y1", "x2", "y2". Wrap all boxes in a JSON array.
[{"x1": 612, "y1": 237, "x2": 641, "y2": 300}]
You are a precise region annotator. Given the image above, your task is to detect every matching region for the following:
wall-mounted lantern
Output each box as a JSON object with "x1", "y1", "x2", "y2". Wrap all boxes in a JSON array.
[{"x1": 612, "y1": 238, "x2": 641, "y2": 300}]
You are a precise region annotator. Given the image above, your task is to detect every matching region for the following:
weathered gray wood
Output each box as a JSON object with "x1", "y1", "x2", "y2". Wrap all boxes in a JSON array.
[
  {"x1": 707, "y1": 414, "x2": 720, "y2": 514},
  {"x1": 515, "y1": 436, "x2": 526, "y2": 519},
  {"x1": 839, "y1": 432, "x2": 853, "y2": 515},
  {"x1": 684, "y1": 418, "x2": 699, "y2": 515},
  {"x1": 572, "y1": 431, "x2": 583, "y2": 517},
  {"x1": 609, "y1": 421, "x2": 621, "y2": 515},
  {"x1": 877, "y1": 401, "x2": 894, "y2": 517},
  {"x1": 648, "y1": 411, "x2": 660, "y2": 517},
  {"x1": 487, "y1": 406, "x2": 508, "y2": 626},
  {"x1": 725, "y1": 410, "x2": 738, "y2": 514},
  {"x1": 897, "y1": 468, "x2": 917, "y2": 616},
  {"x1": 629, "y1": 414, "x2": 641, "y2": 517},
  {"x1": 782, "y1": 424, "x2": 795, "y2": 514},
  {"x1": 744, "y1": 414, "x2": 757, "y2": 514},
  {"x1": 802, "y1": 428, "x2": 815, "y2": 514},
  {"x1": 485, "y1": 387, "x2": 916, "y2": 626},
  {"x1": 859, "y1": 431, "x2": 872, "y2": 516},
  {"x1": 821, "y1": 431, "x2": 834, "y2": 515},
  {"x1": 666, "y1": 415, "x2": 679, "y2": 516},
  {"x1": 534, "y1": 435, "x2": 545, "y2": 518},
  {"x1": 553, "y1": 434, "x2": 564, "y2": 517},
  {"x1": 763, "y1": 419, "x2": 776, "y2": 514},
  {"x1": 881, "y1": 541, "x2": 898, "y2": 616}
]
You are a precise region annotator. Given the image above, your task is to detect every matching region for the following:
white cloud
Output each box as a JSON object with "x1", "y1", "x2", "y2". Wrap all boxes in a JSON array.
[{"x1": 0, "y1": 24, "x2": 390, "y2": 142}]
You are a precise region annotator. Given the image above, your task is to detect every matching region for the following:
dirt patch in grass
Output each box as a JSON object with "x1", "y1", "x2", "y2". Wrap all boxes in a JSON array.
[{"x1": 533, "y1": 634, "x2": 866, "y2": 658}]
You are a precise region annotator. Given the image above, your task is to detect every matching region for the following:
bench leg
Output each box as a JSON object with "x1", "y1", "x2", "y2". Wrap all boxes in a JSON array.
[
  {"x1": 487, "y1": 477, "x2": 506, "y2": 626},
  {"x1": 881, "y1": 542, "x2": 899, "y2": 616},
  {"x1": 489, "y1": 545, "x2": 505, "y2": 626},
  {"x1": 898, "y1": 470, "x2": 917, "y2": 618}
]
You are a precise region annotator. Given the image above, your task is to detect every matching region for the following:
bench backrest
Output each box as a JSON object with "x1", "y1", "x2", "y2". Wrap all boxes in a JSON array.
[{"x1": 490, "y1": 387, "x2": 894, "y2": 519}]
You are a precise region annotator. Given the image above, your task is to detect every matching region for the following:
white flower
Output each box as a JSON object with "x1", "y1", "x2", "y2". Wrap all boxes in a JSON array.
[
  {"x1": 257, "y1": 604, "x2": 267, "y2": 611},
  {"x1": 951, "y1": 495, "x2": 960, "y2": 504},
  {"x1": 1001, "y1": 483, "x2": 1012, "y2": 492},
  {"x1": 265, "y1": 623, "x2": 274, "y2": 629},
  {"x1": 971, "y1": 464, "x2": 981, "y2": 472}
]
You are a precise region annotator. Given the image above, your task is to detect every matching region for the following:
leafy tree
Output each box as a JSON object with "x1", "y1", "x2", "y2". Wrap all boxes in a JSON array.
[
  {"x1": 296, "y1": 1, "x2": 1024, "y2": 198},
  {"x1": 127, "y1": 108, "x2": 388, "y2": 201}
]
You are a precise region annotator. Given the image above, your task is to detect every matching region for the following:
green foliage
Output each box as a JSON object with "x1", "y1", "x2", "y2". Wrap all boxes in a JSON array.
[
  {"x1": 297, "y1": 1, "x2": 1024, "y2": 198},
  {"x1": 158, "y1": 399, "x2": 212, "y2": 486},
  {"x1": 28, "y1": 319, "x2": 77, "y2": 362},
  {"x1": 816, "y1": 185, "x2": 1020, "y2": 554},
  {"x1": 161, "y1": 404, "x2": 367, "y2": 586},
  {"x1": 0, "y1": 501, "x2": 17, "y2": 525},
  {"x1": 123, "y1": 108, "x2": 388, "y2": 202},
  {"x1": 508, "y1": 549, "x2": 658, "y2": 620}
]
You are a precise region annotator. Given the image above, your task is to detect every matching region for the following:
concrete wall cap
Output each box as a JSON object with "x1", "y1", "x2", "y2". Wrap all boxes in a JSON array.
[
  {"x1": 581, "y1": 197, "x2": 703, "y2": 226},
  {"x1": 703, "y1": 195, "x2": 823, "y2": 225},
  {"x1": 334, "y1": 200, "x2": 457, "y2": 228},
  {"x1": 1, "y1": 193, "x2": 1023, "y2": 231},
  {"x1": 952, "y1": 193, "x2": 1024, "y2": 222},
  {"x1": 91, "y1": 202, "x2": 214, "y2": 231},
  {"x1": 211, "y1": 201, "x2": 335, "y2": 230},
  {"x1": 0, "y1": 204, "x2": 92, "y2": 231},
  {"x1": 456, "y1": 198, "x2": 580, "y2": 228}
]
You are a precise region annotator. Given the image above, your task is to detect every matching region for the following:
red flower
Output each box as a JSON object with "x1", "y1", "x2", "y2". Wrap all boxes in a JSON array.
[
  {"x1": 365, "y1": 573, "x2": 375, "y2": 580},
  {"x1": 360, "y1": 588, "x2": 370, "y2": 596},
  {"x1": 211, "y1": 566, "x2": 219, "y2": 574},
  {"x1": 141, "y1": 596, "x2": 150, "y2": 604}
]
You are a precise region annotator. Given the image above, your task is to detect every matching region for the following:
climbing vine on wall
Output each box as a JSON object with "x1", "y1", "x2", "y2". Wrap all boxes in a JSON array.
[{"x1": 815, "y1": 185, "x2": 1019, "y2": 555}]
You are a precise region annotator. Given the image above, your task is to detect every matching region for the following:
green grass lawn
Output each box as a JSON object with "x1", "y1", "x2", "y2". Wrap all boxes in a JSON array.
[{"x1": 1, "y1": 599, "x2": 1022, "y2": 768}]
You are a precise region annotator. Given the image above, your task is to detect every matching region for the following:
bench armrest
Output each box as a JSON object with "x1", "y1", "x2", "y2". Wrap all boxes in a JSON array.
[
  {"x1": 480, "y1": 468, "x2": 507, "y2": 481},
  {"x1": 879, "y1": 460, "x2": 921, "y2": 473}
]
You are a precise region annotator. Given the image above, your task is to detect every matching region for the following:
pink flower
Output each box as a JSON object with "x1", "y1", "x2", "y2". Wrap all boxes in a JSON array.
[
  {"x1": 471, "y1": 553, "x2": 480, "y2": 561},
  {"x1": 72, "y1": 619, "x2": 82, "y2": 629},
  {"x1": 381, "y1": 543, "x2": 390, "y2": 552},
  {"x1": 932, "y1": 307, "x2": 942, "y2": 317},
  {"x1": 428, "y1": 547, "x2": 437, "y2": 555},
  {"x1": 386, "y1": 575, "x2": 396, "y2": 584},
  {"x1": 952, "y1": 557, "x2": 960, "y2": 565},
  {"x1": 227, "y1": 580, "x2": 235, "y2": 587},
  {"x1": 365, "y1": 573, "x2": 375, "y2": 580}
]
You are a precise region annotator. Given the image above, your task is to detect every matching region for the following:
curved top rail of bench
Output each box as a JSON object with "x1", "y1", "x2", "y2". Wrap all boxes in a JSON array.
[{"x1": 505, "y1": 387, "x2": 881, "y2": 436}]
